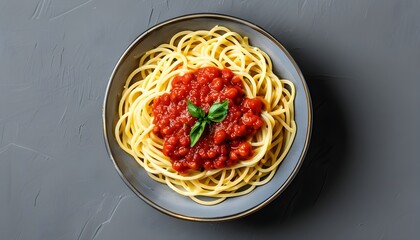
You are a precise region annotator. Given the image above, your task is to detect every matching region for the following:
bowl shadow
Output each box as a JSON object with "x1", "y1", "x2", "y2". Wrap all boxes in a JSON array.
[{"x1": 234, "y1": 52, "x2": 351, "y2": 226}]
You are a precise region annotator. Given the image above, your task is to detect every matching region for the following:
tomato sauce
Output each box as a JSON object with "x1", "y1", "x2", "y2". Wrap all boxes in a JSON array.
[{"x1": 152, "y1": 67, "x2": 264, "y2": 173}]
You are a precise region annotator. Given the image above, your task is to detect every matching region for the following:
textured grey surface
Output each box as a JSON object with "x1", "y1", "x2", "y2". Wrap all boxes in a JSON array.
[{"x1": 0, "y1": 0, "x2": 419, "y2": 239}]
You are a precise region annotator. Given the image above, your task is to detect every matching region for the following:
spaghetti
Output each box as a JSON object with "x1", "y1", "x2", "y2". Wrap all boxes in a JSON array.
[{"x1": 115, "y1": 26, "x2": 296, "y2": 205}]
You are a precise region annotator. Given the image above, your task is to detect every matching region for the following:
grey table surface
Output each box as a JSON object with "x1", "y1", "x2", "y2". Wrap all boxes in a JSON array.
[{"x1": 1, "y1": 0, "x2": 419, "y2": 239}]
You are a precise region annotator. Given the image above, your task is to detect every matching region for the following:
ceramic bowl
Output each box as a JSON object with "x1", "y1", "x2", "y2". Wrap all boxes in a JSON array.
[{"x1": 103, "y1": 13, "x2": 312, "y2": 221}]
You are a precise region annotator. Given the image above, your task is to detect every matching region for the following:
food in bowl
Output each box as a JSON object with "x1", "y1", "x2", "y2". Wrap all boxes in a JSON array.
[{"x1": 114, "y1": 25, "x2": 296, "y2": 205}]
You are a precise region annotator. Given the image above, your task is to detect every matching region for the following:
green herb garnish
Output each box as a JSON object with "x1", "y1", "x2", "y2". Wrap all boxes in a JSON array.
[{"x1": 187, "y1": 100, "x2": 228, "y2": 147}]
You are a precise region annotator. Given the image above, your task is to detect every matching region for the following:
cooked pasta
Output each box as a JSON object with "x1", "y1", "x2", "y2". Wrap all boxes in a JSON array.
[{"x1": 115, "y1": 25, "x2": 296, "y2": 205}]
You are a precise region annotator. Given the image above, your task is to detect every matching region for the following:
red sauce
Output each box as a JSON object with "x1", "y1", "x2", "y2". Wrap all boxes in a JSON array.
[{"x1": 152, "y1": 67, "x2": 264, "y2": 173}]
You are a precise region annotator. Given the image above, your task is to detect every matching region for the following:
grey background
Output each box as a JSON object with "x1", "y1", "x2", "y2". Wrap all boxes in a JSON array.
[{"x1": 0, "y1": 0, "x2": 418, "y2": 239}]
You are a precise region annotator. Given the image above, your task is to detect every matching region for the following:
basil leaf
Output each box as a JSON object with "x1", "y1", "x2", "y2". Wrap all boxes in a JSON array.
[
  {"x1": 187, "y1": 100, "x2": 205, "y2": 119},
  {"x1": 188, "y1": 100, "x2": 229, "y2": 147},
  {"x1": 207, "y1": 100, "x2": 229, "y2": 122},
  {"x1": 190, "y1": 120, "x2": 207, "y2": 147}
]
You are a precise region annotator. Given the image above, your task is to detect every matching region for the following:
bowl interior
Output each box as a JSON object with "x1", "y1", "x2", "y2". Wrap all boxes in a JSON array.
[{"x1": 103, "y1": 14, "x2": 311, "y2": 221}]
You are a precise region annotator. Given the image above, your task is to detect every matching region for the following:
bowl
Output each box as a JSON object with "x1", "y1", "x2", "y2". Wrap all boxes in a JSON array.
[{"x1": 103, "y1": 13, "x2": 312, "y2": 221}]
